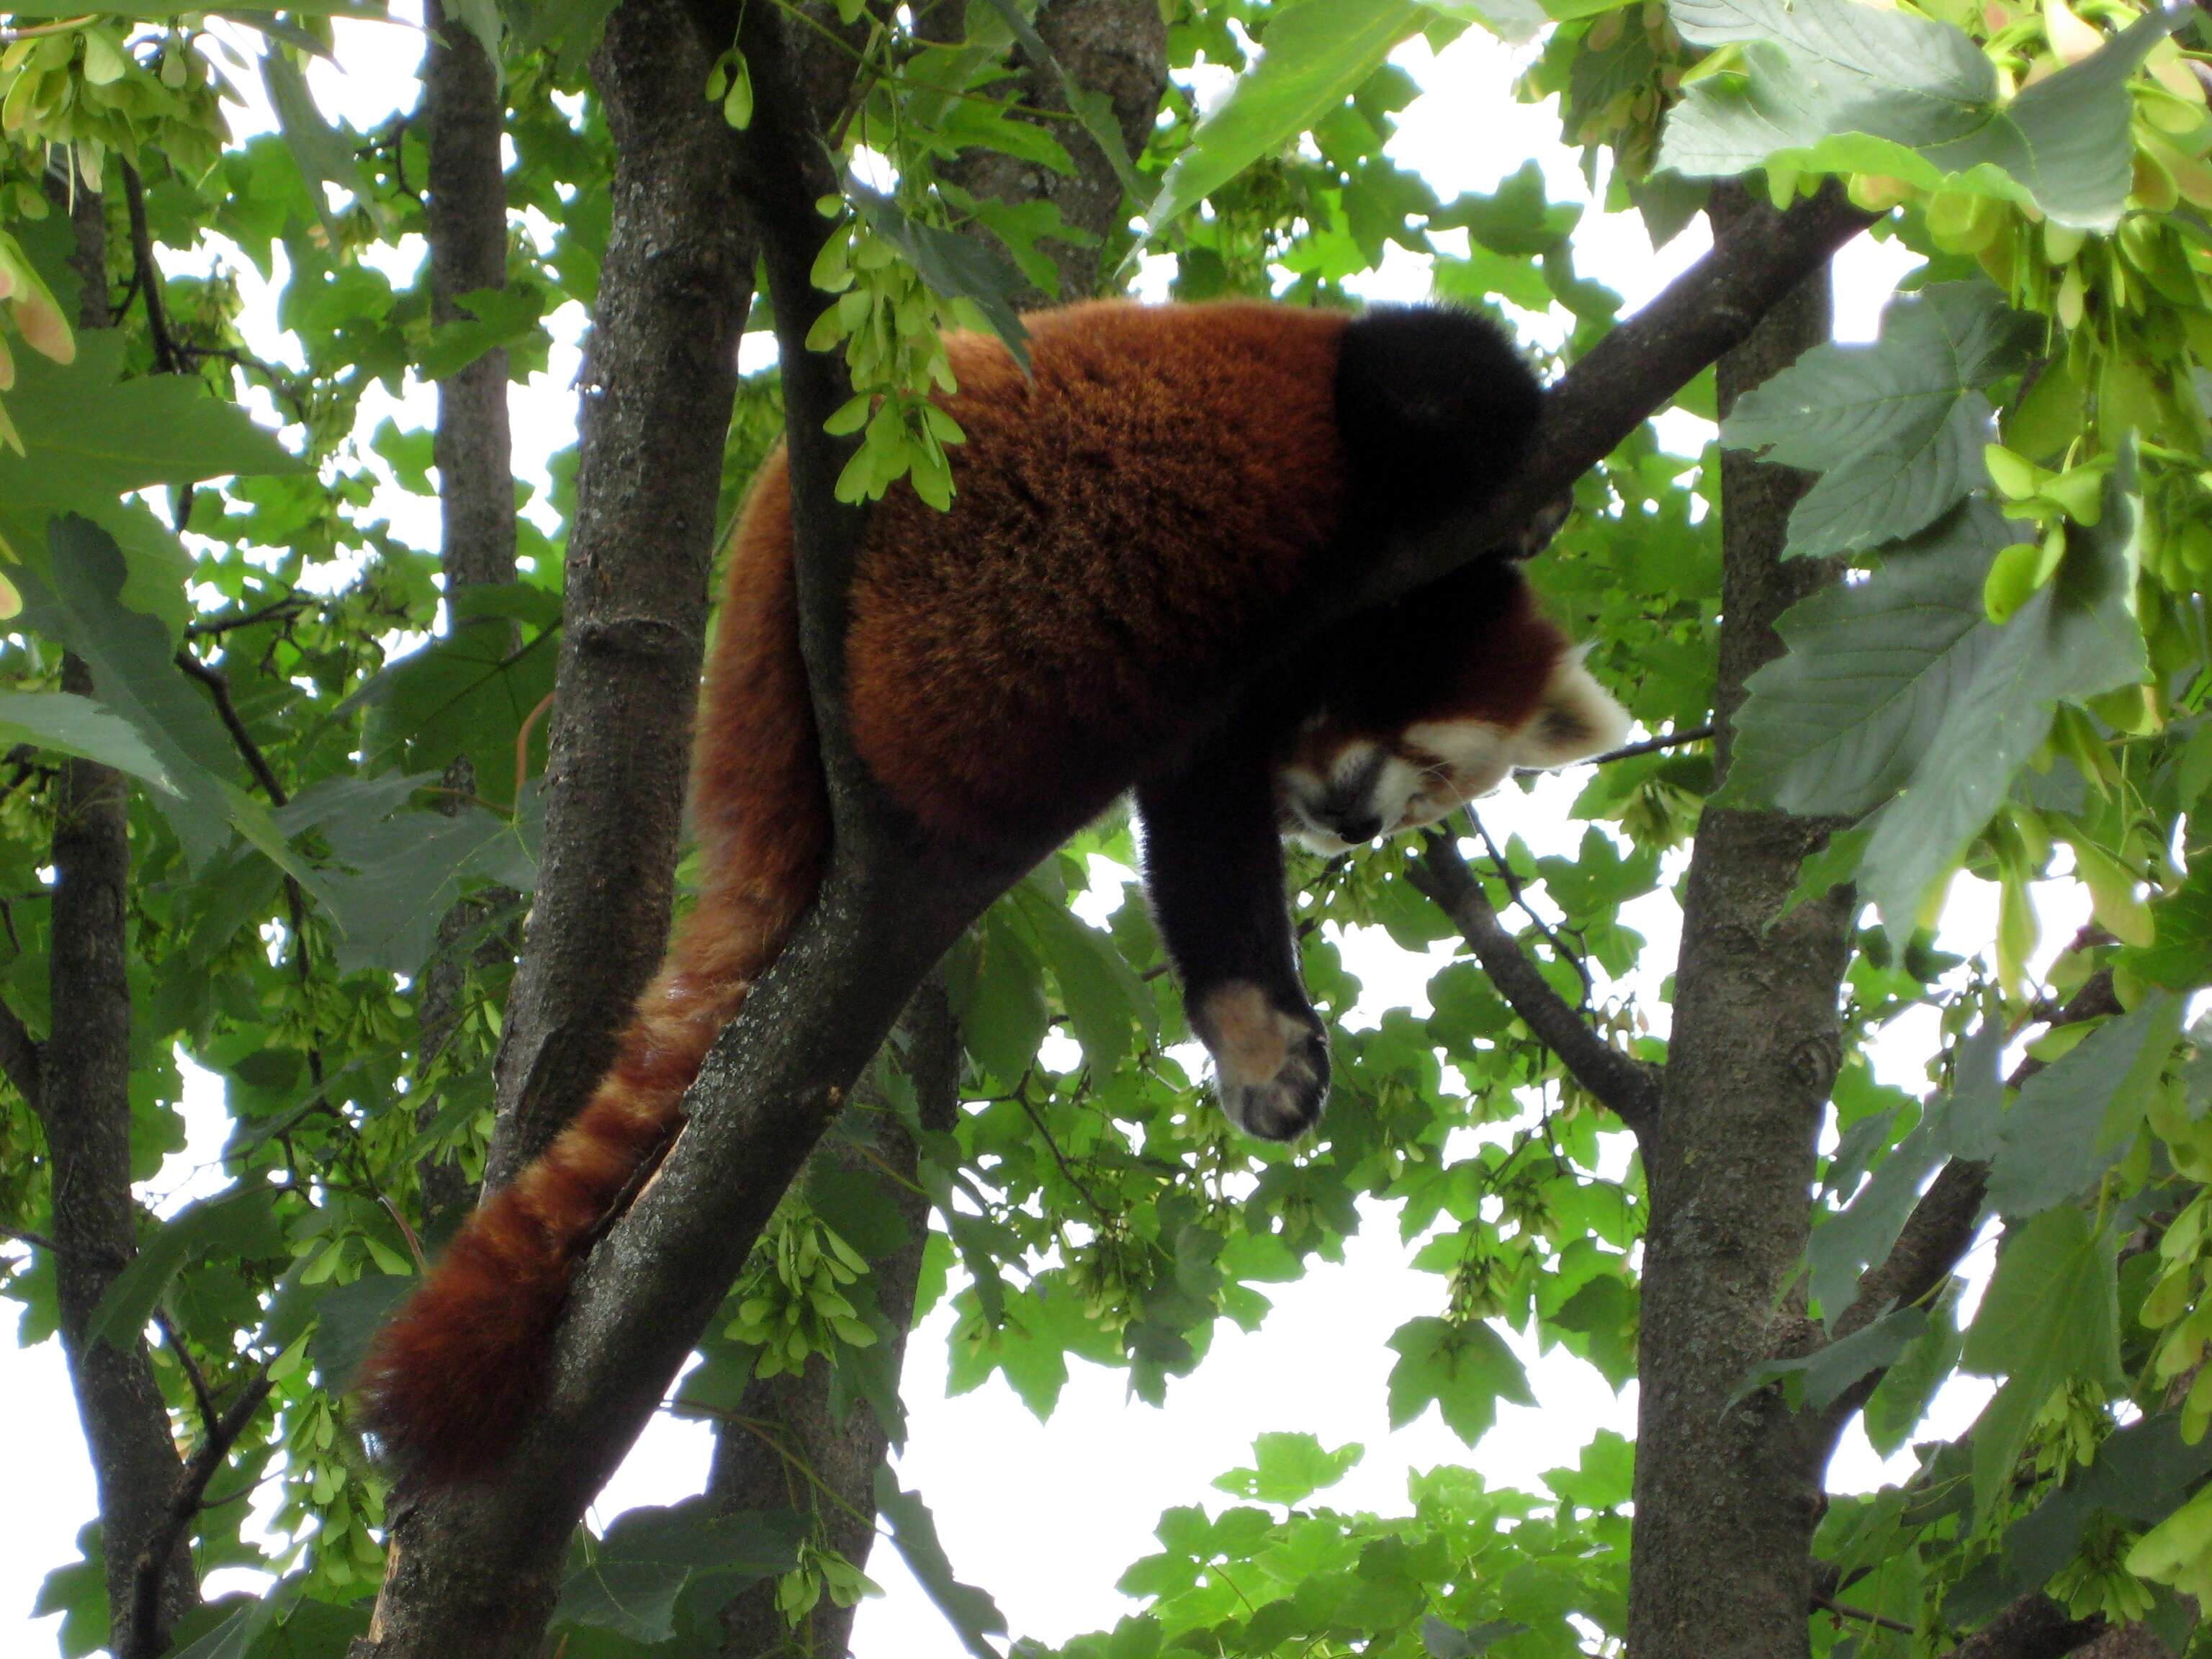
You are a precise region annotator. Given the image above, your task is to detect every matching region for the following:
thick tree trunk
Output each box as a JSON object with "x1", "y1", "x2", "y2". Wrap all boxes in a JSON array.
[
  {"x1": 1626, "y1": 186, "x2": 1849, "y2": 1659},
  {"x1": 709, "y1": 981, "x2": 959, "y2": 1658},
  {"x1": 414, "y1": 0, "x2": 521, "y2": 1224},
  {"x1": 482, "y1": 0, "x2": 757, "y2": 1186},
  {"x1": 920, "y1": 0, "x2": 1166, "y2": 305},
  {"x1": 421, "y1": 0, "x2": 517, "y2": 598},
  {"x1": 700, "y1": 12, "x2": 1166, "y2": 1647},
  {"x1": 32, "y1": 172, "x2": 203, "y2": 1658}
]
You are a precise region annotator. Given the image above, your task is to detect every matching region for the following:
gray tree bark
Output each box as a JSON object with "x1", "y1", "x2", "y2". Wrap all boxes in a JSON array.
[
  {"x1": 1626, "y1": 184, "x2": 1851, "y2": 1659},
  {"x1": 39, "y1": 175, "x2": 202, "y2": 1657},
  {"x1": 920, "y1": 0, "x2": 1166, "y2": 305},
  {"x1": 413, "y1": 0, "x2": 522, "y2": 1225},
  {"x1": 709, "y1": 981, "x2": 960, "y2": 1658},
  {"x1": 482, "y1": 0, "x2": 758, "y2": 1187}
]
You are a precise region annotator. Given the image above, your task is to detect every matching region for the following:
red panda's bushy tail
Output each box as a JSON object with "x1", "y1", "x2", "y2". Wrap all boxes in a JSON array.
[{"x1": 356, "y1": 454, "x2": 823, "y2": 1482}]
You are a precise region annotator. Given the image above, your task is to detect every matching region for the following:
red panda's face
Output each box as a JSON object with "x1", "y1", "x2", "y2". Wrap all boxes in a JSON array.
[{"x1": 1274, "y1": 652, "x2": 1628, "y2": 854}]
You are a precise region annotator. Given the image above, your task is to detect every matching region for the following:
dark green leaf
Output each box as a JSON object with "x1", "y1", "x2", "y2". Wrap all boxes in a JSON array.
[
  {"x1": 87, "y1": 1183, "x2": 284, "y2": 1352},
  {"x1": 1858, "y1": 454, "x2": 2147, "y2": 939},
  {"x1": 1985, "y1": 994, "x2": 2182, "y2": 1216},
  {"x1": 873, "y1": 1472, "x2": 1009, "y2": 1659},
  {"x1": 554, "y1": 1501, "x2": 804, "y2": 1643},
  {"x1": 850, "y1": 186, "x2": 1032, "y2": 371},
  {"x1": 1722, "y1": 286, "x2": 2030, "y2": 558}
]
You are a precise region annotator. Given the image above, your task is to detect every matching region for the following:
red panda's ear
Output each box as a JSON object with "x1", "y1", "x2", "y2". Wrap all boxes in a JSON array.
[{"x1": 1509, "y1": 649, "x2": 1630, "y2": 769}]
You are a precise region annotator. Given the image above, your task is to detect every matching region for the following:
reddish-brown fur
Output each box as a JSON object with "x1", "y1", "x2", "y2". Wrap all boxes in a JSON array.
[
  {"x1": 351, "y1": 302, "x2": 1371, "y2": 1478},
  {"x1": 355, "y1": 300, "x2": 1542, "y2": 1478}
]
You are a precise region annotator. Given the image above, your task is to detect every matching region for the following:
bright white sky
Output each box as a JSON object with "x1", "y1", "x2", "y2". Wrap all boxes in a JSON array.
[{"x1": 0, "y1": 9, "x2": 2055, "y2": 1658}]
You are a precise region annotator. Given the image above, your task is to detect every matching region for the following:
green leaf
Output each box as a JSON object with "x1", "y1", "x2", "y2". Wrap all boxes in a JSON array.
[
  {"x1": 86, "y1": 1182, "x2": 284, "y2": 1352},
  {"x1": 1961, "y1": 1206, "x2": 2122, "y2": 1517},
  {"x1": 352, "y1": 604, "x2": 559, "y2": 807},
  {"x1": 1984, "y1": 994, "x2": 2181, "y2": 1217},
  {"x1": 1660, "y1": 0, "x2": 2177, "y2": 230},
  {"x1": 873, "y1": 1472, "x2": 1009, "y2": 1659},
  {"x1": 0, "y1": 331, "x2": 300, "y2": 621},
  {"x1": 0, "y1": 690, "x2": 180, "y2": 794},
  {"x1": 416, "y1": 286, "x2": 545, "y2": 381},
  {"x1": 962, "y1": 907, "x2": 1051, "y2": 1083},
  {"x1": 315, "y1": 796, "x2": 538, "y2": 976},
  {"x1": 850, "y1": 186, "x2": 1032, "y2": 372},
  {"x1": 2122, "y1": 858, "x2": 2212, "y2": 992},
  {"x1": 1863, "y1": 1279, "x2": 1966, "y2": 1455},
  {"x1": 1727, "y1": 505, "x2": 2008, "y2": 814},
  {"x1": 554, "y1": 1501, "x2": 804, "y2": 1643},
  {"x1": 1720, "y1": 285, "x2": 2031, "y2": 558},
  {"x1": 1014, "y1": 882, "x2": 1152, "y2": 1074},
  {"x1": 2005, "y1": 1412, "x2": 2212, "y2": 1580},
  {"x1": 1385, "y1": 1316, "x2": 1535, "y2": 1444},
  {"x1": 1211, "y1": 1433, "x2": 1365, "y2": 1506},
  {"x1": 301, "y1": 1273, "x2": 413, "y2": 1392},
  {"x1": 1146, "y1": 0, "x2": 1426, "y2": 234},
  {"x1": 1858, "y1": 454, "x2": 2146, "y2": 940},
  {"x1": 1730, "y1": 1305, "x2": 1928, "y2": 1413},
  {"x1": 802, "y1": 1161, "x2": 911, "y2": 1262},
  {"x1": 1422, "y1": 1616, "x2": 1531, "y2": 1658}
]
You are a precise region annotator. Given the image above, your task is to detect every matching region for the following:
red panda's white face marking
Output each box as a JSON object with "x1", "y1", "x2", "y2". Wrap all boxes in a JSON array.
[{"x1": 1276, "y1": 652, "x2": 1629, "y2": 854}]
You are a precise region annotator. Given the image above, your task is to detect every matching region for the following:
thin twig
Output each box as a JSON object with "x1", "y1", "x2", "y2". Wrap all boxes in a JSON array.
[
  {"x1": 153, "y1": 1310, "x2": 220, "y2": 1442},
  {"x1": 0, "y1": 1222, "x2": 64, "y2": 1256},
  {"x1": 1011, "y1": 1083, "x2": 1111, "y2": 1224},
  {"x1": 120, "y1": 161, "x2": 182, "y2": 376},
  {"x1": 1812, "y1": 1592, "x2": 1916, "y2": 1636},
  {"x1": 1408, "y1": 832, "x2": 1660, "y2": 1130},
  {"x1": 1594, "y1": 723, "x2": 1717, "y2": 765},
  {"x1": 172, "y1": 652, "x2": 289, "y2": 806},
  {"x1": 1468, "y1": 809, "x2": 1594, "y2": 1007},
  {"x1": 184, "y1": 595, "x2": 312, "y2": 640}
]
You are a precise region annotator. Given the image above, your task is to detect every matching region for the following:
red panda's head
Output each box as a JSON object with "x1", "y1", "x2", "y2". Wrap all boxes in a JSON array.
[{"x1": 1272, "y1": 558, "x2": 1627, "y2": 854}]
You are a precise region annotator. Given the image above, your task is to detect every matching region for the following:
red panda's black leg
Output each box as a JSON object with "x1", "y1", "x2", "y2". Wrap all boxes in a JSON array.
[{"x1": 1135, "y1": 729, "x2": 1328, "y2": 1141}]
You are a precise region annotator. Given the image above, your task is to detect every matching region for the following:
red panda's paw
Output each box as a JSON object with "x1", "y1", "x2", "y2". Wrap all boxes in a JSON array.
[{"x1": 1193, "y1": 982, "x2": 1330, "y2": 1141}]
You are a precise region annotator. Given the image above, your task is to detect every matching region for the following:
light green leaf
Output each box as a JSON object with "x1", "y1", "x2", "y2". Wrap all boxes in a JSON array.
[
  {"x1": 1385, "y1": 1316, "x2": 1535, "y2": 1444},
  {"x1": 1732, "y1": 1305, "x2": 1928, "y2": 1413},
  {"x1": 1212, "y1": 1433, "x2": 1365, "y2": 1507},
  {"x1": 1146, "y1": 0, "x2": 1426, "y2": 234},
  {"x1": 1660, "y1": 0, "x2": 2177, "y2": 230}
]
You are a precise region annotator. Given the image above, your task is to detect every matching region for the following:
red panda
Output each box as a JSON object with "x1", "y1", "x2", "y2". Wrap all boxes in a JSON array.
[{"x1": 356, "y1": 298, "x2": 1626, "y2": 1479}]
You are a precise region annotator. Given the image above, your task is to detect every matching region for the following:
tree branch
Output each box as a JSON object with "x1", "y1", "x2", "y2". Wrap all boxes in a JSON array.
[
  {"x1": 1596, "y1": 723, "x2": 1717, "y2": 765},
  {"x1": 1321, "y1": 186, "x2": 1874, "y2": 629},
  {"x1": 119, "y1": 161, "x2": 181, "y2": 376},
  {"x1": 1408, "y1": 830, "x2": 1660, "y2": 1129},
  {"x1": 1809, "y1": 969, "x2": 2121, "y2": 1450},
  {"x1": 0, "y1": 994, "x2": 42, "y2": 1112},
  {"x1": 1946, "y1": 1593, "x2": 2106, "y2": 1659},
  {"x1": 119, "y1": 1373, "x2": 275, "y2": 1659}
]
